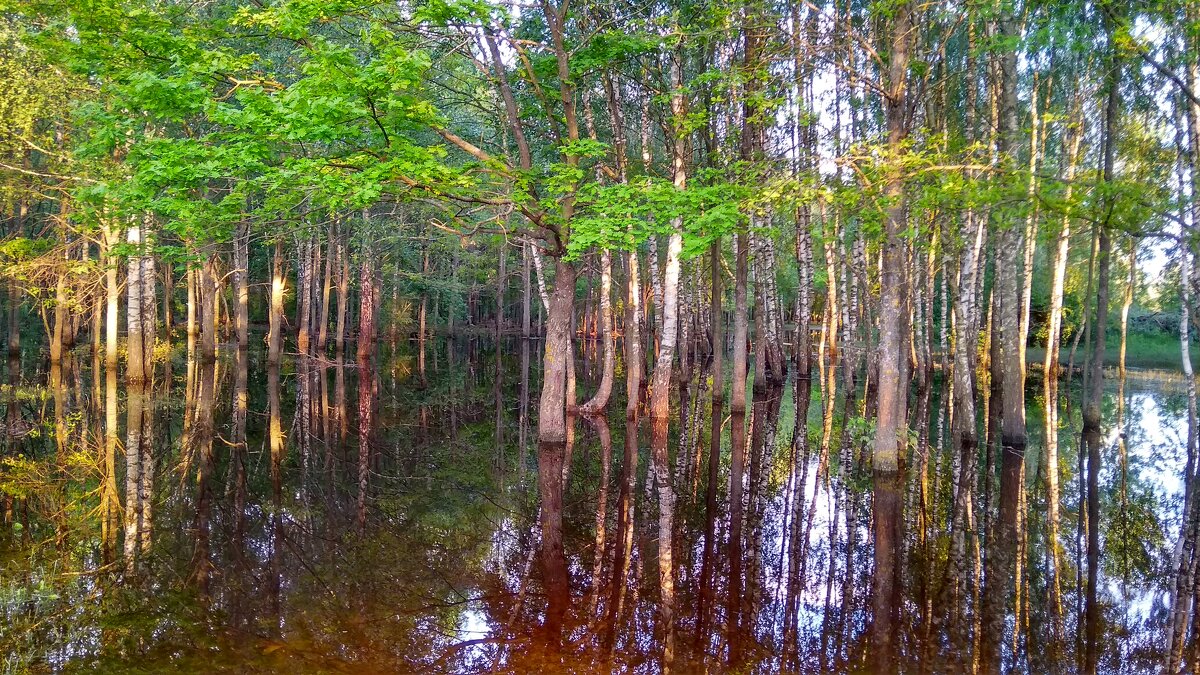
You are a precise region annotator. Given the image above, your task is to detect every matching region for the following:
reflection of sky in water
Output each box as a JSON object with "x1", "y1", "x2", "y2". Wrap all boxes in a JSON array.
[
  {"x1": 1125, "y1": 391, "x2": 1185, "y2": 505},
  {"x1": 1112, "y1": 386, "x2": 1188, "y2": 623}
]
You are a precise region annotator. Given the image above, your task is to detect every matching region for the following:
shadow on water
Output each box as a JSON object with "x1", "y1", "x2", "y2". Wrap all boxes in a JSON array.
[{"x1": 0, "y1": 342, "x2": 1191, "y2": 673}]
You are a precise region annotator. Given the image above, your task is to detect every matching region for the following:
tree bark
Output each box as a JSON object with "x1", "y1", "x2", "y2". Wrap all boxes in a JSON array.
[
  {"x1": 126, "y1": 221, "x2": 156, "y2": 385},
  {"x1": 1083, "y1": 22, "x2": 1121, "y2": 672},
  {"x1": 234, "y1": 219, "x2": 249, "y2": 351},
  {"x1": 870, "y1": 2, "x2": 911, "y2": 666},
  {"x1": 578, "y1": 249, "x2": 614, "y2": 414},
  {"x1": 731, "y1": 232, "x2": 750, "y2": 415},
  {"x1": 198, "y1": 255, "x2": 218, "y2": 364},
  {"x1": 981, "y1": 6, "x2": 1026, "y2": 670},
  {"x1": 336, "y1": 232, "x2": 349, "y2": 357},
  {"x1": 268, "y1": 240, "x2": 285, "y2": 366},
  {"x1": 357, "y1": 249, "x2": 378, "y2": 362},
  {"x1": 318, "y1": 224, "x2": 333, "y2": 352},
  {"x1": 297, "y1": 237, "x2": 313, "y2": 355},
  {"x1": 1042, "y1": 116, "x2": 1081, "y2": 653},
  {"x1": 538, "y1": 259, "x2": 576, "y2": 444}
]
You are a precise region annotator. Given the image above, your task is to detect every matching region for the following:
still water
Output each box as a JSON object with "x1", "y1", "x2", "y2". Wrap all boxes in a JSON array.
[{"x1": 0, "y1": 339, "x2": 1189, "y2": 673}]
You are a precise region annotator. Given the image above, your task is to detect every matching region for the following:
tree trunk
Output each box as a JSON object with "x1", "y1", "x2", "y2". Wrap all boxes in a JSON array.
[
  {"x1": 234, "y1": 219, "x2": 249, "y2": 351},
  {"x1": 297, "y1": 237, "x2": 312, "y2": 355},
  {"x1": 105, "y1": 239, "x2": 119, "y2": 372},
  {"x1": 1043, "y1": 117, "x2": 1081, "y2": 653},
  {"x1": 578, "y1": 250, "x2": 614, "y2": 414},
  {"x1": 336, "y1": 234, "x2": 349, "y2": 356},
  {"x1": 1169, "y1": 245, "x2": 1200, "y2": 673},
  {"x1": 318, "y1": 225, "x2": 333, "y2": 352},
  {"x1": 522, "y1": 240, "x2": 533, "y2": 337},
  {"x1": 1168, "y1": 50, "x2": 1200, "y2": 671},
  {"x1": 731, "y1": 232, "x2": 750, "y2": 414},
  {"x1": 198, "y1": 256, "x2": 218, "y2": 364},
  {"x1": 870, "y1": 3, "x2": 911, "y2": 666},
  {"x1": 981, "y1": 8, "x2": 1026, "y2": 670},
  {"x1": 645, "y1": 50, "x2": 687, "y2": 669},
  {"x1": 126, "y1": 221, "x2": 156, "y2": 385},
  {"x1": 358, "y1": 250, "x2": 378, "y2": 362},
  {"x1": 538, "y1": 259, "x2": 576, "y2": 444},
  {"x1": 418, "y1": 239, "x2": 429, "y2": 382},
  {"x1": 1083, "y1": 24, "x2": 1121, "y2": 673},
  {"x1": 269, "y1": 240, "x2": 285, "y2": 366},
  {"x1": 626, "y1": 247, "x2": 643, "y2": 421},
  {"x1": 49, "y1": 243, "x2": 67, "y2": 364}
]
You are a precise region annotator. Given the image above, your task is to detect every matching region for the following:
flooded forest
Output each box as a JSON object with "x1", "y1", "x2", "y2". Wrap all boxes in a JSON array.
[{"x1": 2, "y1": 0, "x2": 1200, "y2": 672}]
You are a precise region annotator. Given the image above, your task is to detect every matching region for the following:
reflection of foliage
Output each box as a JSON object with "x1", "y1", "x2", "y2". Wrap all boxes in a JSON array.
[{"x1": 1104, "y1": 480, "x2": 1165, "y2": 587}]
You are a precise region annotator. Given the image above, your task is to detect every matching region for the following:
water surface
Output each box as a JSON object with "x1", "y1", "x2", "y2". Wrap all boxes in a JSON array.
[{"x1": 0, "y1": 340, "x2": 1186, "y2": 673}]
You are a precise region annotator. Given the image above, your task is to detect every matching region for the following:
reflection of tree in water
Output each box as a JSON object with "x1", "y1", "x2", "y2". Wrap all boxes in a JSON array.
[{"x1": 3, "y1": 347, "x2": 1200, "y2": 673}]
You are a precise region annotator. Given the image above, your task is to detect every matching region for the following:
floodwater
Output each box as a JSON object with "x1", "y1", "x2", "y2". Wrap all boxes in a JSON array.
[{"x1": 0, "y1": 338, "x2": 1189, "y2": 673}]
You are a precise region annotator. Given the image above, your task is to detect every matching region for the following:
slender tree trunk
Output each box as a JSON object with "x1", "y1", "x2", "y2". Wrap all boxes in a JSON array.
[
  {"x1": 269, "y1": 240, "x2": 285, "y2": 366},
  {"x1": 1170, "y1": 244, "x2": 1200, "y2": 673},
  {"x1": 105, "y1": 236, "x2": 119, "y2": 372},
  {"x1": 731, "y1": 231, "x2": 750, "y2": 414},
  {"x1": 336, "y1": 233, "x2": 349, "y2": 357},
  {"x1": 358, "y1": 250, "x2": 378, "y2": 362},
  {"x1": 418, "y1": 238, "x2": 429, "y2": 382},
  {"x1": 50, "y1": 247, "x2": 66, "y2": 364},
  {"x1": 645, "y1": 52, "x2": 688, "y2": 671},
  {"x1": 531, "y1": 243, "x2": 551, "y2": 315},
  {"x1": 101, "y1": 367, "x2": 119, "y2": 563},
  {"x1": 7, "y1": 200, "x2": 25, "y2": 360},
  {"x1": 297, "y1": 237, "x2": 312, "y2": 355},
  {"x1": 1168, "y1": 60, "x2": 1200, "y2": 672},
  {"x1": 981, "y1": 9, "x2": 1026, "y2": 671},
  {"x1": 1083, "y1": 25, "x2": 1121, "y2": 673},
  {"x1": 234, "y1": 219, "x2": 249, "y2": 351},
  {"x1": 318, "y1": 224, "x2": 334, "y2": 352},
  {"x1": 626, "y1": 247, "x2": 643, "y2": 421},
  {"x1": 579, "y1": 250, "x2": 614, "y2": 414},
  {"x1": 126, "y1": 221, "x2": 156, "y2": 385},
  {"x1": 523, "y1": 240, "x2": 533, "y2": 338},
  {"x1": 1043, "y1": 119, "x2": 1081, "y2": 655}
]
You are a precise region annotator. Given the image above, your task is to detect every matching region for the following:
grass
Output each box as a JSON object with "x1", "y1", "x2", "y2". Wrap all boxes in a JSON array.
[{"x1": 1026, "y1": 331, "x2": 1197, "y2": 373}]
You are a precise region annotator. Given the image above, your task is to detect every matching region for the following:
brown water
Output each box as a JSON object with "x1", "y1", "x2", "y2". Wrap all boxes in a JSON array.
[{"x1": 0, "y1": 339, "x2": 1186, "y2": 673}]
